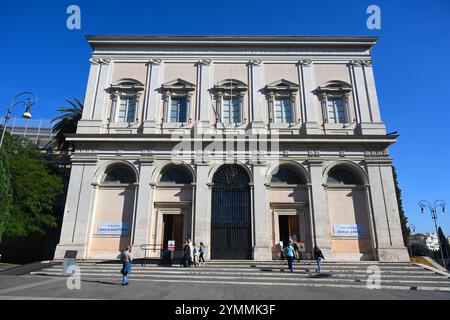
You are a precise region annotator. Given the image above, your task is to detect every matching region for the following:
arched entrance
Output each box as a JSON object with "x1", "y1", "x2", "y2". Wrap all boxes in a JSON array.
[{"x1": 211, "y1": 165, "x2": 252, "y2": 259}]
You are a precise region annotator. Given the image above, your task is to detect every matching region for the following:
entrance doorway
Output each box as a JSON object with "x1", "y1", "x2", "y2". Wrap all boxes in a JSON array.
[
  {"x1": 162, "y1": 214, "x2": 183, "y2": 251},
  {"x1": 211, "y1": 165, "x2": 252, "y2": 259},
  {"x1": 278, "y1": 215, "x2": 300, "y2": 247}
]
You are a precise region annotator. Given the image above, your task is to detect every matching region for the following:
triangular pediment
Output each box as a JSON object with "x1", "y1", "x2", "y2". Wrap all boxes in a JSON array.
[
  {"x1": 162, "y1": 78, "x2": 196, "y2": 89},
  {"x1": 266, "y1": 79, "x2": 299, "y2": 88}
]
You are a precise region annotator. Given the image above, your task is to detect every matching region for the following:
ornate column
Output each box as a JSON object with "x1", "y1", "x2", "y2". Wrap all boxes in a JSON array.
[
  {"x1": 143, "y1": 58, "x2": 163, "y2": 133},
  {"x1": 193, "y1": 161, "x2": 211, "y2": 259},
  {"x1": 247, "y1": 59, "x2": 266, "y2": 131},
  {"x1": 297, "y1": 59, "x2": 320, "y2": 134},
  {"x1": 196, "y1": 59, "x2": 213, "y2": 133},
  {"x1": 77, "y1": 58, "x2": 111, "y2": 134},
  {"x1": 365, "y1": 159, "x2": 409, "y2": 262},
  {"x1": 308, "y1": 159, "x2": 333, "y2": 259},
  {"x1": 54, "y1": 158, "x2": 98, "y2": 259},
  {"x1": 252, "y1": 162, "x2": 272, "y2": 260},
  {"x1": 131, "y1": 156, "x2": 155, "y2": 257},
  {"x1": 349, "y1": 59, "x2": 386, "y2": 135}
]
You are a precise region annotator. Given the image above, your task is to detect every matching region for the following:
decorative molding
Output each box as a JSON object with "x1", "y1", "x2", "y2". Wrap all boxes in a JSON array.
[
  {"x1": 248, "y1": 59, "x2": 262, "y2": 66},
  {"x1": 349, "y1": 59, "x2": 373, "y2": 67},
  {"x1": 90, "y1": 58, "x2": 111, "y2": 65},
  {"x1": 297, "y1": 59, "x2": 312, "y2": 67},
  {"x1": 146, "y1": 58, "x2": 162, "y2": 65},
  {"x1": 196, "y1": 58, "x2": 212, "y2": 66}
]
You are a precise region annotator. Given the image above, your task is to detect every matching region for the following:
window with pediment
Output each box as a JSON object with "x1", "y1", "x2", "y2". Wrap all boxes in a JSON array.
[
  {"x1": 316, "y1": 81, "x2": 352, "y2": 125},
  {"x1": 265, "y1": 79, "x2": 299, "y2": 124},
  {"x1": 108, "y1": 79, "x2": 144, "y2": 124},
  {"x1": 212, "y1": 79, "x2": 247, "y2": 126},
  {"x1": 161, "y1": 78, "x2": 195, "y2": 124}
]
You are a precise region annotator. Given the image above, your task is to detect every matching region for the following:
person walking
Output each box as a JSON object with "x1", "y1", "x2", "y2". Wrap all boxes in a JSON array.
[
  {"x1": 182, "y1": 240, "x2": 191, "y2": 268},
  {"x1": 199, "y1": 242, "x2": 206, "y2": 265},
  {"x1": 314, "y1": 245, "x2": 325, "y2": 273},
  {"x1": 292, "y1": 242, "x2": 301, "y2": 263},
  {"x1": 187, "y1": 238, "x2": 194, "y2": 267},
  {"x1": 284, "y1": 240, "x2": 295, "y2": 272},
  {"x1": 192, "y1": 243, "x2": 200, "y2": 267},
  {"x1": 120, "y1": 245, "x2": 132, "y2": 286}
]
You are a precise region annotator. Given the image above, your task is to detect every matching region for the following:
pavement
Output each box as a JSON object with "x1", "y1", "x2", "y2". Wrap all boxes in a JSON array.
[{"x1": 0, "y1": 260, "x2": 449, "y2": 300}]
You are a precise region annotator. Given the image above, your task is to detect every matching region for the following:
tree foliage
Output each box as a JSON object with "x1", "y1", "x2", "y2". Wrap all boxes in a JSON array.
[
  {"x1": 392, "y1": 166, "x2": 409, "y2": 247},
  {"x1": 51, "y1": 98, "x2": 83, "y2": 153},
  {"x1": 0, "y1": 146, "x2": 12, "y2": 241},
  {"x1": 2, "y1": 135, "x2": 63, "y2": 237},
  {"x1": 437, "y1": 227, "x2": 450, "y2": 259}
]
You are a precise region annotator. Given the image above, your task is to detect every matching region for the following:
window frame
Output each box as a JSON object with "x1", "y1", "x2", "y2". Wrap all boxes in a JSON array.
[
  {"x1": 212, "y1": 79, "x2": 248, "y2": 128},
  {"x1": 108, "y1": 79, "x2": 144, "y2": 126},
  {"x1": 265, "y1": 79, "x2": 300, "y2": 127},
  {"x1": 316, "y1": 81, "x2": 353, "y2": 126}
]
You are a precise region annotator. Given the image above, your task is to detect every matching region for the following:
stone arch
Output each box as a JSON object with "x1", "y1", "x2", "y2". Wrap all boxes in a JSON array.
[
  {"x1": 323, "y1": 161, "x2": 368, "y2": 186},
  {"x1": 266, "y1": 161, "x2": 311, "y2": 185},
  {"x1": 94, "y1": 160, "x2": 139, "y2": 184},
  {"x1": 208, "y1": 161, "x2": 253, "y2": 185},
  {"x1": 151, "y1": 161, "x2": 195, "y2": 185}
]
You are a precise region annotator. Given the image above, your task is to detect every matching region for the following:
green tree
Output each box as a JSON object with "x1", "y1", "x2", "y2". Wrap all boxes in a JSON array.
[
  {"x1": 437, "y1": 227, "x2": 450, "y2": 259},
  {"x1": 392, "y1": 166, "x2": 409, "y2": 247},
  {"x1": 51, "y1": 98, "x2": 83, "y2": 153},
  {"x1": 0, "y1": 145, "x2": 12, "y2": 241},
  {"x1": 410, "y1": 243, "x2": 429, "y2": 257},
  {"x1": 2, "y1": 135, "x2": 63, "y2": 237}
]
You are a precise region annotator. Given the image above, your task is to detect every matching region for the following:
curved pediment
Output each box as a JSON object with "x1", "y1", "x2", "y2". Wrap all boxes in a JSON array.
[
  {"x1": 108, "y1": 78, "x2": 145, "y2": 92},
  {"x1": 317, "y1": 80, "x2": 352, "y2": 93},
  {"x1": 213, "y1": 79, "x2": 248, "y2": 92}
]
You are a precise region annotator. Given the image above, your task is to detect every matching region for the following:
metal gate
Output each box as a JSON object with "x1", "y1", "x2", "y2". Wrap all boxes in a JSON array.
[{"x1": 211, "y1": 165, "x2": 252, "y2": 260}]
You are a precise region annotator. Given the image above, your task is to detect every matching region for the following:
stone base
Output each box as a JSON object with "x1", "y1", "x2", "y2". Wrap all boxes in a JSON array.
[
  {"x1": 142, "y1": 120, "x2": 158, "y2": 134},
  {"x1": 253, "y1": 246, "x2": 272, "y2": 260},
  {"x1": 377, "y1": 247, "x2": 410, "y2": 262},
  {"x1": 54, "y1": 244, "x2": 88, "y2": 260},
  {"x1": 357, "y1": 122, "x2": 387, "y2": 135},
  {"x1": 303, "y1": 122, "x2": 320, "y2": 135}
]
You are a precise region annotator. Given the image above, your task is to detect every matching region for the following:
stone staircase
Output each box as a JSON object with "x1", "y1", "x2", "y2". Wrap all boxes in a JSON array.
[{"x1": 30, "y1": 260, "x2": 450, "y2": 292}]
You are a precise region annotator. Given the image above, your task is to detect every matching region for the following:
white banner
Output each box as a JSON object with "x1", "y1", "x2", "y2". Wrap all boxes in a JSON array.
[
  {"x1": 333, "y1": 224, "x2": 366, "y2": 237},
  {"x1": 98, "y1": 222, "x2": 129, "y2": 235}
]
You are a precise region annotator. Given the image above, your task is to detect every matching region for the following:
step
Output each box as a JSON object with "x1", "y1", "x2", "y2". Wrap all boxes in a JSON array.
[
  {"x1": 30, "y1": 271, "x2": 450, "y2": 291},
  {"x1": 35, "y1": 268, "x2": 450, "y2": 282}
]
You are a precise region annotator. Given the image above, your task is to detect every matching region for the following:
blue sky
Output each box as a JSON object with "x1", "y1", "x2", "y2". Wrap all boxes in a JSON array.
[{"x1": 1, "y1": 0, "x2": 449, "y2": 235}]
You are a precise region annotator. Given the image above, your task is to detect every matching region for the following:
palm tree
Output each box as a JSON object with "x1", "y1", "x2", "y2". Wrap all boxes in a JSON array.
[{"x1": 51, "y1": 98, "x2": 83, "y2": 153}]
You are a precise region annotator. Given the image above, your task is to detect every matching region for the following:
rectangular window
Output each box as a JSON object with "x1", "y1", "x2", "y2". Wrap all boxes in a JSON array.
[
  {"x1": 222, "y1": 97, "x2": 241, "y2": 124},
  {"x1": 327, "y1": 98, "x2": 345, "y2": 124},
  {"x1": 117, "y1": 96, "x2": 136, "y2": 123},
  {"x1": 274, "y1": 98, "x2": 293, "y2": 123},
  {"x1": 169, "y1": 97, "x2": 187, "y2": 123}
]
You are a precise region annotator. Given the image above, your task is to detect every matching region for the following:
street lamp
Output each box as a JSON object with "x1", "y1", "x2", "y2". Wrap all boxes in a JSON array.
[
  {"x1": 0, "y1": 92, "x2": 37, "y2": 149},
  {"x1": 418, "y1": 199, "x2": 447, "y2": 268},
  {"x1": 408, "y1": 224, "x2": 416, "y2": 257}
]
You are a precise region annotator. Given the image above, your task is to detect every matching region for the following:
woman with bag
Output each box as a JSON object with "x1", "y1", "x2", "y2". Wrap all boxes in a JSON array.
[{"x1": 314, "y1": 245, "x2": 325, "y2": 273}]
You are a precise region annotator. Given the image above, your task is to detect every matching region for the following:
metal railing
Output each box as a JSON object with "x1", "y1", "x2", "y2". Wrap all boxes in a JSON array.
[{"x1": 0, "y1": 117, "x2": 54, "y2": 148}]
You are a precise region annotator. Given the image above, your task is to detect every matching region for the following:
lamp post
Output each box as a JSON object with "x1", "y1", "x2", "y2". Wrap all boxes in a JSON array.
[
  {"x1": 418, "y1": 199, "x2": 447, "y2": 268},
  {"x1": 408, "y1": 224, "x2": 416, "y2": 257},
  {"x1": 0, "y1": 92, "x2": 37, "y2": 149}
]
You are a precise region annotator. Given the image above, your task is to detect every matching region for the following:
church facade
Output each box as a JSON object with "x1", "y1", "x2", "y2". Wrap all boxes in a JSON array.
[{"x1": 54, "y1": 35, "x2": 409, "y2": 262}]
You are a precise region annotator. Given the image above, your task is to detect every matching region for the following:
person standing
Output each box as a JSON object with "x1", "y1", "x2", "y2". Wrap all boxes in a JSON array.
[
  {"x1": 120, "y1": 245, "x2": 132, "y2": 286},
  {"x1": 314, "y1": 245, "x2": 325, "y2": 273},
  {"x1": 187, "y1": 238, "x2": 194, "y2": 267},
  {"x1": 284, "y1": 240, "x2": 295, "y2": 272},
  {"x1": 199, "y1": 242, "x2": 206, "y2": 265},
  {"x1": 182, "y1": 240, "x2": 191, "y2": 268}
]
